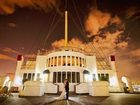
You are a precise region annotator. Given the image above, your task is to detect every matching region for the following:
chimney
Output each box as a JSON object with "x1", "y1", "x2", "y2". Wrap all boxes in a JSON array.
[
  {"x1": 17, "y1": 55, "x2": 23, "y2": 61},
  {"x1": 110, "y1": 55, "x2": 115, "y2": 61}
]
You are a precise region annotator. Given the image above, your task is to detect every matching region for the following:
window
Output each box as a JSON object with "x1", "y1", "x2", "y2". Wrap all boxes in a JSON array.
[
  {"x1": 93, "y1": 74, "x2": 96, "y2": 81},
  {"x1": 62, "y1": 56, "x2": 66, "y2": 66},
  {"x1": 28, "y1": 73, "x2": 31, "y2": 80},
  {"x1": 67, "y1": 72, "x2": 71, "y2": 83},
  {"x1": 105, "y1": 73, "x2": 109, "y2": 81},
  {"x1": 101, "y1": 74, "x2": 104, "y2": 81},
  {"x1": 98, "y1": 74, "x2": 101, "y2": 80},
  {"x1": 23, "y1": 73, "x2": 27, "y2": 80},
  {"x1": 53, "y1": 72, "x2": 80, "y2": 83},
  {"x1": 54, "y1": 57, "x2": 57, "y2": 66},
  {"x1": 77, "y1": 72, "x2": 80, "y2": 83},
  {"x1": 48, "y1": 58, "x2": 50, "y2": 67},
  {"x1": 22, "y1": 73, "x2": 28, "y2": 84},
  {"x1": 84, "y1": 59, "x2": 86, "y2": 67},
  {"x1": 76, "y1": 57, "x2": 78, "y2": 66},
  {"x1": 32, "y1": 73, "x2": 35, "y2": 80},
  {"x1": 67, "y1": 56, "x2": 70, "y2": 66},
  {"x1": 82, "y1": 58, "x2": 84, "y2": 67},
  {"x1": 53, "y1": 72, "x2": 56, "y2": 83},
  {"x1": 79, "y1": 57, "x2": 82, "y2": 67},
  {"x1": 98, "y1": 73, "x2": 109, "y2": 81},
  {"x1": 50, "y1": 57, "x2": 53, "y2": 67},
  {"x1": 36, "y1": 73, "x2": 40, "y2": 80},
  {"x1": 62, "y1": 72, "x2": 66, "y2": 83},
  {"x1": 58, "y1": 56, "x2": 61, "y2": 66},
  {"x1": 72, "y1": 56, "x2": 75, "y2": 66},
  {"x1": 72, "y1": 72, "x2": 75, "y2": 83},
  {"x1": 58, "y1": 72, "x2": 61, "y2": 83}
]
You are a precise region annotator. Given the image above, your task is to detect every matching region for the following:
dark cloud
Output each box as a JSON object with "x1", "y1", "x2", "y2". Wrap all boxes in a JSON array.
[
  {"x1": 0, "y1": 53, "x2": 16, "y2": 61},
  {"x1": 1, "y1": 47, "x2": 20, "y2": 54},
  {"x1": 0, "y1": 0, "x2": 61, "y2": 14}
]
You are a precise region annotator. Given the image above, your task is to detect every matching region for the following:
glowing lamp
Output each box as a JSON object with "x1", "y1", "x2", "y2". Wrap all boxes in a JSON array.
[
  {"x1": 109, "y1": 76, "x2": 117, "y2": 87},
  {"x1": 121, "y1": 76, "x2": 129, "y2": 87}
]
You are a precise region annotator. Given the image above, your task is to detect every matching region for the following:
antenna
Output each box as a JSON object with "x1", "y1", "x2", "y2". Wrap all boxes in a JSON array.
[
  {"x1": 64, "y1": 0, "x2": 68, "y2": 47},
  {"x1": 65, "y1": 11, "x2": 68, "y2": 47}
]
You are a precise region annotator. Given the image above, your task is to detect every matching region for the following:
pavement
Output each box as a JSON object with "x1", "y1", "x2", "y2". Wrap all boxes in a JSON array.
[{"x1": 0, "y1": 93, "x2": 140, "y2": 105}]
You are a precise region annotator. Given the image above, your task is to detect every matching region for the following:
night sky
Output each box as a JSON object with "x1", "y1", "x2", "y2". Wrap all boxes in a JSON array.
[{"x1": 0, "y1": 0, "x2": 140, "y2": 81}]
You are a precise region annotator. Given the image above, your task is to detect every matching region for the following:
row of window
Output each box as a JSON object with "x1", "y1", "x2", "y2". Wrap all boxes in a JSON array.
[
  {"x1": 53, "y1": 72, "x2": 80, "y2": 83},
  {"x1": 22, "y1": 73, "x2": 40, "y2": 83},
  {"x1": 98, "y1": 73, "x2": 109, "y2": 81},
  {"x1": 47, "y1": 56, "x2": 86, "y2": 67},
  {"x1": 22, "y1": 72, "x2": 109, "y2": 83}
]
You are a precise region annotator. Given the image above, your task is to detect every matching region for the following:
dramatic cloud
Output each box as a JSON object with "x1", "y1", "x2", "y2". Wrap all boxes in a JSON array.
[
  {"x1": 0, "y1": 53, "x2": 16, "y2": 61},
  {"x1": 126, "y1": 7, "x2": 140, "y2": 20},
  {"x1": 129, "y1": 48, "x2": 140, "y2": 64},
  {"x1": 52, "y1": 38, "x2": 85, "y2": 49},
  {"x1": 52, "y1": 9, "x2": 128, "y2": 56},
  {"x1": 1, "y1": 47, "x2": 20, "y2": 54},
  {"x1": 24, "y1": 53, "x2": 36, "y2": 58},
  {"x1": 52, "y1": 31, "x2": 128, "y2": 56},
  {"x1": 85, "y1": 9, "x2": 111, "y2": 36},
  {"x1": 51, "y1": 8, "x2": 140, "y2": 81},
  {"x1": 111, "y1": 15, "x2": 122, "y2": 25},
  {"x1": 130, "y1": 49, "x2": 140, "y2": 57},
  {"x1": 52, "y1": 39, "x2": 65, "y2": 49},
  {"x1": 0, "y1": 0, "x2": 61, "y2": 14}
]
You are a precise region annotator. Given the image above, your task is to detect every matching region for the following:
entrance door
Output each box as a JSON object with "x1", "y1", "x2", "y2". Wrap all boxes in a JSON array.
[{"x1": 53, "y1": 71, "x2": 80, "y2": 92}]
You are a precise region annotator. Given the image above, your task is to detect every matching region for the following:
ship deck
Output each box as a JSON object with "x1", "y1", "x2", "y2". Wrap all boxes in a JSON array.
[{"x1": 1, "y1": 93, "x2": 140, "y2": 105}]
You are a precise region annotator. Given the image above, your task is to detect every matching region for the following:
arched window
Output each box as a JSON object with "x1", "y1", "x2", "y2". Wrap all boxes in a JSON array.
[{"x1": 43, "y1": 70, "x2": 50, "y2": 82}]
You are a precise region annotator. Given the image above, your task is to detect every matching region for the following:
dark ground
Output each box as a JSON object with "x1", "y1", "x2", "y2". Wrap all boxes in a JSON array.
[{"x1": 0, "y1": 93, "x2": 140, "y2": 105}]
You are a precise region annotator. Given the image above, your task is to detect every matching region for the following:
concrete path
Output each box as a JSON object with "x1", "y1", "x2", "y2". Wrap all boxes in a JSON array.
[{"x1": 0, "y1": 93, "x2": 140, "y2": 105}]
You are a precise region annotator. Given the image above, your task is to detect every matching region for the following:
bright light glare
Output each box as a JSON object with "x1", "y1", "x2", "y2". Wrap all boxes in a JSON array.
[
  {"x1": 109, "y1": 76, "x2": 117, "y2": 87},
  {"x1": 88, "y1": 74, "x2": 93, "y2": 82},
  {"x1": 3, "y1": 76, "x2": 10, "y2": 87},
  {"x1": 14, "y1": 76, "x2": 22, "y2": 86},
  {"x1": 121, "y1": 76, "x2": 129, "y2": 87},
  {"x1": 84, "y1": 74, "x2": 88, "y2": 82}
]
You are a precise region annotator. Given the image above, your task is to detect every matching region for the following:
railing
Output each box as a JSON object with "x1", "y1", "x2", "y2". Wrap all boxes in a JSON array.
[
  {"x1": 21, "y1": 66, "x2": 35, "y2": 70},
  {"x1": 38, "y1": 46, "x2": 95, "y2": 56}
]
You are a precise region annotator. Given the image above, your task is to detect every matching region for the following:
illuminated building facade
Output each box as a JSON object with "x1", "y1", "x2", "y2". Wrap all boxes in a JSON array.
[
  {"x1": 14, "y1": 48, "x2": 121, "y2": 93},
  {"x1": 14, "y1": 11, "x2": 121, "y2": 95}
]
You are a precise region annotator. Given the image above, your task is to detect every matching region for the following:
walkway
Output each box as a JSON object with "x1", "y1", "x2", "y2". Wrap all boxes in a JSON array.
[{"x1": 0, "y1": 93, "x2": 140, "y2": 105}]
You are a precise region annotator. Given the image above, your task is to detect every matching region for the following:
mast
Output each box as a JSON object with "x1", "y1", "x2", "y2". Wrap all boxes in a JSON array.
[{"x1": 64, "y1": 10, "x2": 68, "y2": 47}]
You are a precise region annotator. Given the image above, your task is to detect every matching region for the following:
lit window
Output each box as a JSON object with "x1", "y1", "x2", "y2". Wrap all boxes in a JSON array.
[
  {"x1": 50, "y1": 57, "x2": 53, "y2": 67},
  {"x1": 48, "y1": 58, "x2": 50, "y2": 67},
  {"x1": 72, "y1": 56, "x2": 75, "y2": 66},
  {"x1": 76, "y1": 57, "x2": 78, "y2": 66},
  {"x1": 82, "y1": 58, "x2": 84, "y2": 67},
  {"x1": 62, "y1": 56, "x2": 66, "y2": 66},
  {"x1": 58, "y1": 56, "x2": 61, "y2": 66},
  {"x1": 54, "y1": 57, "x2": 57, "y2": 66},
  {"x1": 67, "y1": 56, "x2": 70, "y2": 66},
  {"x1": 79, "y1": 57, "x2": 82, "y2": 67}
]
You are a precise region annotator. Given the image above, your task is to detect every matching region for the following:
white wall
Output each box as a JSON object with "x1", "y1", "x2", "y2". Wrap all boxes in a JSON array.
[
  {"x1": 14, "y1": 56, "x2": 24, "y2": 86},
  {"x1": 86, "y1": 56, "x2": 98, "y2": 80}
]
